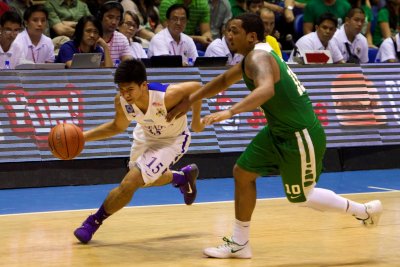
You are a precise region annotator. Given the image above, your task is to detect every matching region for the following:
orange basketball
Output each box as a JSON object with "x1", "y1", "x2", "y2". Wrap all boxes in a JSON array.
[{"x1": 48, "y1": 123, "x2": 85, "y2": 160}]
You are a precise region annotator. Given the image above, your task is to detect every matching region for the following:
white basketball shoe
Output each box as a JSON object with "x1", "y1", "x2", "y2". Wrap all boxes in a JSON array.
[
  {"x1": 356, "y1": 200, "x2": 383, "y2": 228},
  {"x1": 203, "y1": 237, "x2": 252, "y2": 259}
]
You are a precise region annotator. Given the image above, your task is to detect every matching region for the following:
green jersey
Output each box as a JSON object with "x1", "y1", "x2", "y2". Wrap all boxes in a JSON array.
[{"x1": 241, "y1": 43, "x2": 318, "y2": 137}]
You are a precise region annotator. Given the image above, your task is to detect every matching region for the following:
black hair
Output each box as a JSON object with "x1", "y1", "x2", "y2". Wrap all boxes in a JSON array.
[
  {"x1": 346, "y1": 7, "x2": 365, "y2": 19},
  {"x1": 114, "y1": 59, "x2": 147, "y2": 84},
  {"x1": 23, "y1": 4, "x2": 48, "y2": 21},
  {"x1": 316, "y1": 12, "x2": 338, "y2": 28},
  {"x1": 98, "y1": 1, "x2": 124, "y2": 23},
  {"x1": 73, "y1": 15, "x2": 103, "y2": 47},
  {"x1": 235, "y1": 12, "x2": 265, "y2": 42},
  {"x1": 246, "y1": 0, "x2": 264, "y2": 5},
  {"x1": 0, "y1": 10, "x2": 22, "y2": 27},
  {"x1": 166, "y1": 4, "x2": 190, "y2": 20}
]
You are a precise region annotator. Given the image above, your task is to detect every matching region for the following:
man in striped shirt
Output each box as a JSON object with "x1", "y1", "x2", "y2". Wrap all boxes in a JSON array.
[{"x1": 98, "y1": 1, "x2": 133, "y2": 64}]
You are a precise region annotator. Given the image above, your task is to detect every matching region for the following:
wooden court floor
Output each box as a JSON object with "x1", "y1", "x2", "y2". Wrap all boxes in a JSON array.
[{"x1": 0, "y1": 191, "x2": 398, "y2": 267}]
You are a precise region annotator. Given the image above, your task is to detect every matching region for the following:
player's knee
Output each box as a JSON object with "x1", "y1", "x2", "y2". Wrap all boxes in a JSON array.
[{"x1": 232, "y1": 164, "x2": 257, "y2": 184}]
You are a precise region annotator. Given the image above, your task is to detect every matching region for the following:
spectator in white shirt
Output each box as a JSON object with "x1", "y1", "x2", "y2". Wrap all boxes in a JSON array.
[
  {"x1": 0, "y1": 10, "x2": 25, "y2": 69},
  {"x1": 205, "y1": 18, "x2": 243, "y2": 65},
  {"x1": 289, "y1": 12, "x2": 344, "y2": 64},
  {"x1": 14, "y1": 5, "x2": 55, "y2": 64},
  {"x1": 375, "y1": 33, "x2": 400, "y2": 63},
  {"x1": 332, "y1": 8, "x2": 369, "y2": 64},
  {"x1": 98, "y1": 1, "x2": 133, "y2": 64},
  {"x1": 147, "y1": 4, "x2": 198, "y2": 66},
  {"x1": 118, "y1": 11, "x2": 148, "y2": 59}
]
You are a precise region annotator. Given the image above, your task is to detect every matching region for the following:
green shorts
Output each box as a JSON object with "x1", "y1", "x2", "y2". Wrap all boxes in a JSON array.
[{"x1": 236, "y1": 123, "x2": 326, "y2": 203}]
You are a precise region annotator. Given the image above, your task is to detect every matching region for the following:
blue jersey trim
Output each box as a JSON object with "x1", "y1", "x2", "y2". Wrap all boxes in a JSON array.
[{"x1": 148, "y1": 82, "x2": 168, "y2": 92}]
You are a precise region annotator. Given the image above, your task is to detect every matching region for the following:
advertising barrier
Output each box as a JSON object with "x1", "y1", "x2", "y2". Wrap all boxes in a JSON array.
[{"x1": 1, "y1": 64, "x2": 400, "y2": 164}]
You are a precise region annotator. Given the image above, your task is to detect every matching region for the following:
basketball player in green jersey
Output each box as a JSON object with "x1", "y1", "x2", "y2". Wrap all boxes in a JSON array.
[{"x1": 166, "y1": 13, "x2": 383, "y2": 259}]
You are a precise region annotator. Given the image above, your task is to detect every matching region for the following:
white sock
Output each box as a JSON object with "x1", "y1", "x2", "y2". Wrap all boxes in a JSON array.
[
  {"x1": 303, "y1": 188, "x2": 348, "y2": 212},
  {"x1": 232, "y1": 219, "x2": 250, "y2": 245},
  {"x1": 304, "y1": 188, "x2": 368, "y2": 219}
]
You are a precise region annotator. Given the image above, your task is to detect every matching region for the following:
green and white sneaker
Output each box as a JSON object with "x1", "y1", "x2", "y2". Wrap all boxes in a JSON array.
[
  {"x1": 203, "y1": 237, "x2": 252, "y2": 259},
  {"x1": 356, "y1": 200, "x2": 383, "y2": 228}
]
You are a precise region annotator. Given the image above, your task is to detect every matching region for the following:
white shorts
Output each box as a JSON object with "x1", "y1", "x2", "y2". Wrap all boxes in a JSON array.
[{"x1": 128, "y1": 130, "x2": 191, "y2": 184}]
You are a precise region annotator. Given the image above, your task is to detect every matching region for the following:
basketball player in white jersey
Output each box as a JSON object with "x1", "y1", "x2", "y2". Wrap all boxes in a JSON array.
[{"x1": 74, "y1": 59, "x2": 205, "y2": 244}]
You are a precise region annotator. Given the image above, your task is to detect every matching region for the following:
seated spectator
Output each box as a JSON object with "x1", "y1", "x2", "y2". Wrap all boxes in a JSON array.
[
  {"x1": 98, "y1": 1, "x2": 133, "y2": 64},
  {"x1": 14, "y1": 5, "x2": 55, "y2": 63},
  {"x1": 159, "y1": 0, "x2": 213, "y2": 50},
  {"x1": 375, "y1": 33, "x2": 400, "y2": 62},
  {"x1": 118, "y1": 11, "x2": 148, "y2": 59},
  {"x1": 372, "y1": 0, "x2": 400, "y2": 47},
  {"x1": 148, "y1": 4, "x2": 198, "y2": 66},
  {"x1": 289, "y1": 12, "x2": 344, "y2": 63},
  {"x1": 262, "y1": 1, "x2": 296, "y2": 50},
  {"x1": 56, "y1": 15, "x2": 112, "y2": 68},
  {"x1": 303, "y1": 0, "x2": 351, "y2": 35},
  {"x1": 259, "y1": 7, "x2": 282, "y2": 58},
  {"x1": 9, "y1": 0, "x2": 51, "y2": 37},
  {"x1": 348, "y1": 0, "x2": 375, "y2": 48},
  {"x1": 120, "y1": 0, "x2": 162, "y2": 42},
  {"x1": 0, "y1": 10, "x2": 25, "y2": 69},
  {"x1": 205, "y1": 18, "x2": 243, "y2": 65},
  {"x1": 209, "y1": 0, "x2": 232, "y2": 40},
  {"x1": 44, "y1": 0, "x2": 92, "y2": 38},
  {"x1": 332, "y1": 8, "x2": 369, "y2": 63},
  {"x1": 247, "y1": 0, "x2": 264, "y2": 14}
]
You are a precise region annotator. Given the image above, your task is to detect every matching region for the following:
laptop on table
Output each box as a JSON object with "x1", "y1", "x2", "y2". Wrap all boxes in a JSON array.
[
  {"x1": 70, "y1": 53, "x2": 102, "y2": 69},
  {"x1": 150, "y1": 55, "x2": 182, "y2": 67},
  {"x1": 194, "y1": 56, "x2": 228, "y2": 67}
]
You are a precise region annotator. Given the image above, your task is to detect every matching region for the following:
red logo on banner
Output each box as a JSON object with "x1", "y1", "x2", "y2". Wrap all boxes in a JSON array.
[
  {"x1": 1, "y1": 84, "x2": 84, "y2": 146},
  {"x1": 314, "y1": 102, "x2": 328, "y2": 126}
]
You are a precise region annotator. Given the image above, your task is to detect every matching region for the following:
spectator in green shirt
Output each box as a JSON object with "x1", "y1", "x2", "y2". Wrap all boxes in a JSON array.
[
  {"x1": 372, "y1": 0, "x2": 400, "y2": 47},
  {"x1": 45, "y1": 0, "x2": 92, "y2": 38},
  {"x1": 303, "y1": 0, "x2": 351, "y2": 34},
  {"x1": 230, "y1": 0, "x2": 246, "y2": 17},
  {"x1": 159, "y1": 0, "x2": 212, "y2": 49}
]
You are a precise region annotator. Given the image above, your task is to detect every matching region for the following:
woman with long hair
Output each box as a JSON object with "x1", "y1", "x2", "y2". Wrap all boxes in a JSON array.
[{"x1": 57, "y1": 15, "x2": 112, "y2": 68}]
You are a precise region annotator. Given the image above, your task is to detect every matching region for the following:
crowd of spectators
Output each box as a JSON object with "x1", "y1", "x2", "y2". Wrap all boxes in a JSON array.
[{"x1": 0, "y1": 0, "x2": 399, "y2": 70}]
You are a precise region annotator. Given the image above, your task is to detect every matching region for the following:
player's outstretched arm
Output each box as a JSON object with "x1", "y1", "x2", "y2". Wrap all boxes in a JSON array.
[
  {"x1": 190, "y1": 99, "x2": 205, "y2": 132},
  {"x1": 165, "y1": 81, "x2": 205, "y2": 132},
  {"x1": 166, "y1": 64, "x2": 243, "y2": 122},
  {"x1": 84, "y1": 94, "x2": 131, "y2": 142},
  {"x1": 202, "y1": 51, "x2": 276, "y2": 126}
]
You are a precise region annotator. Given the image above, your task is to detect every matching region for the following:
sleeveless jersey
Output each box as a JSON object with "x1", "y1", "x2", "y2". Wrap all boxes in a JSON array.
[
  {"x1": 120, "y1": 82, "x2": 188, "y2": 141},
  {"x1": 241, "y1": 43, "x2": 318, "y2": 136}
]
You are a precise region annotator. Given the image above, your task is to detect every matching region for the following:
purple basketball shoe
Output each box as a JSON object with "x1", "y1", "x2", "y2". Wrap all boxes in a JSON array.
[
  {"x1": 74, "y1": 215, "x2": 102, "y2": 244},
  {"x1": 179, "y1": 164, "x2": 199, "y2": 205}
]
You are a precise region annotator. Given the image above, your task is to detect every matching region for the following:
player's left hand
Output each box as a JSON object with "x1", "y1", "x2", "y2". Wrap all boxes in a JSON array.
[{"x1": 202, "y1": 110, "x2": 232, "y2": 125}]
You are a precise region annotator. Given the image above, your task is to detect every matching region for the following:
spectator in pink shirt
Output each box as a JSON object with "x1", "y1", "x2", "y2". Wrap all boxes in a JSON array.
[{"x1": 98, "y1": 1, "x2": 133, "y2": 64}]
